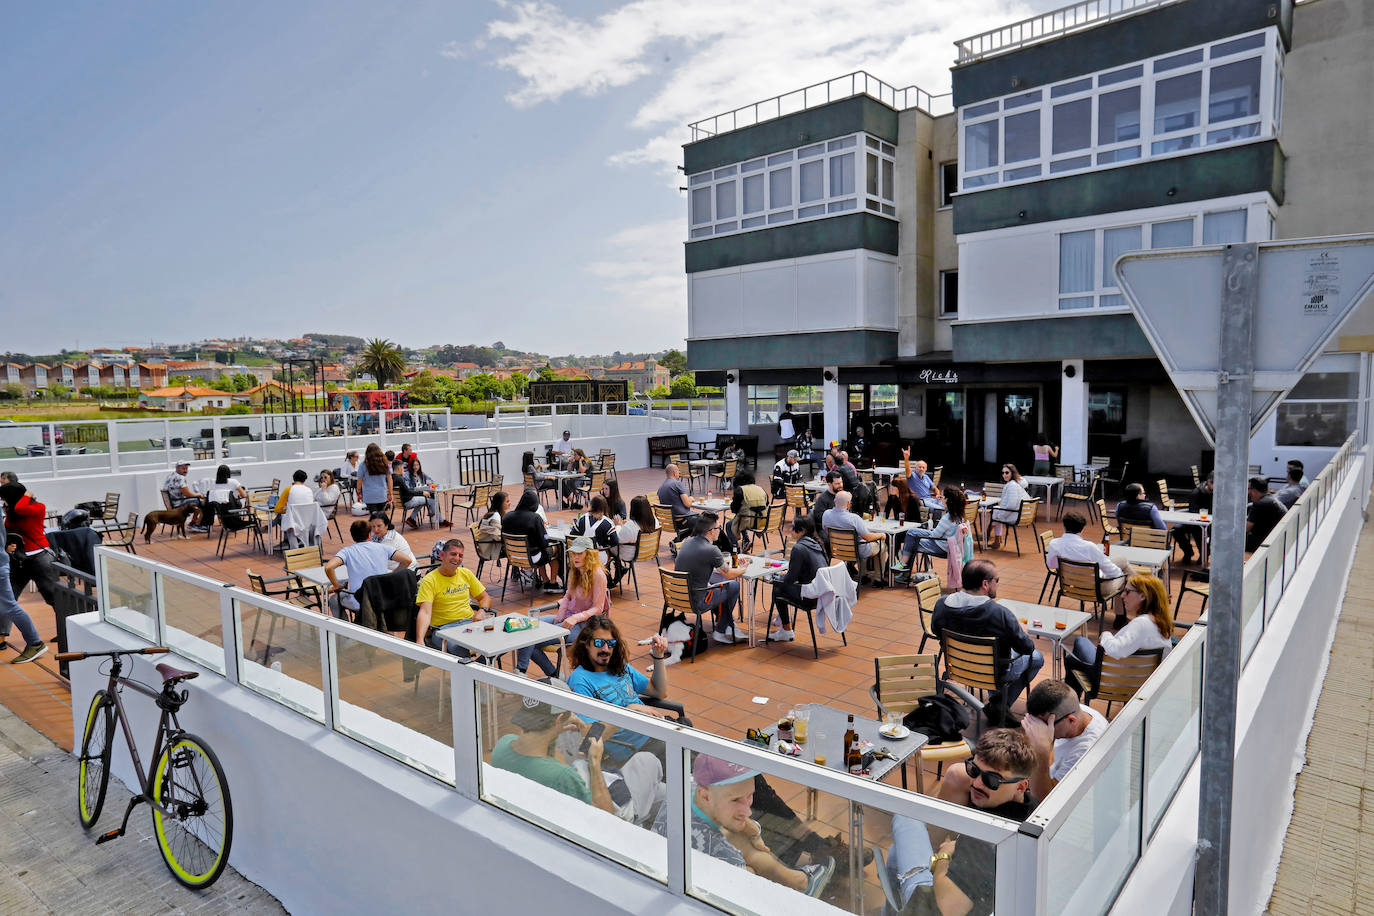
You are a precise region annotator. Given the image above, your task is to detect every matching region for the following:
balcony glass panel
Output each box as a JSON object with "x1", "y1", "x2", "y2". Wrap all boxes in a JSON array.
[{"x1": 1052, "y1": 99, "x2": 1091, "y2": 154}]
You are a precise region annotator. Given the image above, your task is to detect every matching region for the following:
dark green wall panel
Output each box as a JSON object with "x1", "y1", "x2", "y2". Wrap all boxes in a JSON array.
[
  {"x1": 688, "y1": 330, "x2": 897, "y2": 371},
  {"x1": 684, "y1": 96, "x2": 899, "y2": 175},
  {"x1": 952, "y1": 313, "x2": 1154, "y2": 362},
  {"x1": 686, "y1": 212, "x2": 898, "y2": 273}
]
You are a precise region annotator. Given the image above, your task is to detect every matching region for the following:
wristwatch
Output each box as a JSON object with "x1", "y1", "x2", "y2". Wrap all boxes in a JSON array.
[{"x1": 930, "y1": 851, "x2": 952, "y2": 867}]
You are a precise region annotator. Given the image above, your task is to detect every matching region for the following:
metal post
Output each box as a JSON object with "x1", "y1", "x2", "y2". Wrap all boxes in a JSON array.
[
  {"x1": 1196, "y1": 242, "x2": 1257, "y2": 916},
  {"x1": 107, "y1": 419, "x2": 120, "y2": 473}
]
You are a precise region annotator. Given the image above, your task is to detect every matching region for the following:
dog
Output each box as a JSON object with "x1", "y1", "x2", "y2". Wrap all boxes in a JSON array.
[{"x1": 141, "y1": 504, "x2": 198, "y2": 543}]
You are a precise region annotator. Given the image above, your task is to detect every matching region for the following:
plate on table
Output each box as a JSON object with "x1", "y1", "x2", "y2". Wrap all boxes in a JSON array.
[{"x1": 878, "y1": 724, "x2": 910, "y2": 740}]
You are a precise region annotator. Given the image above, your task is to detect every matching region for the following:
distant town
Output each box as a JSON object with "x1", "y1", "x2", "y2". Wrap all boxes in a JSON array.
[{"x1": 0, "y1": 334, "x2": 697, "y2": 417}]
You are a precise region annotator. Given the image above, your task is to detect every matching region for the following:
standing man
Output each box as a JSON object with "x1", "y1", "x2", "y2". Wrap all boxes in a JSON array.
[
  {"x1": 770, "y1": 450, "x2": 802, "y2": 499},
  {"x1": 0, "y1": 500, "x2": 47, "y2": 663},
  {"x1": 163, "y1": 461, "x2": 207, "y2": 532},
  {"x1": 778, "y1": 403, "x2": 797, "y2": 443},
  {"x1": 656, "y1": 463, "x2": 696, "y2": 554},
  {"x1": 675, "y1": 512, "x2": 747, "y2": 645},
  {"x1": 0, "y1": 482, "x2": 59, "y2": 610}
]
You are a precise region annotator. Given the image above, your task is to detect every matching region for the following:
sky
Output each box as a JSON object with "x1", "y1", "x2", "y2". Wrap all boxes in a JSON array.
[{"x1": 0, "y1": 0, "x2": 1066, "y2": 357}]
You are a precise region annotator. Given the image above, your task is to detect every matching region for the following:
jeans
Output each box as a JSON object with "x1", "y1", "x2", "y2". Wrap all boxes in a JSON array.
[
  {"x1": 515, "y1": 616, "x2": 582, "y2": 676},
  {"x1": 0, "y1": 551, "x2": 41, "y2": 646},
  {"x1": 701, "y1": 577, "x2": 739, "y2": 633},
  {"x1": 900, "y1": 529, "x2": 946, "y2": 562},
  {"x1": 889, "y1": 815, "x2": 937, "y2": 905},
  {"x1": 1004, "y1": 649, "x2": 1045, "y2": 706}
]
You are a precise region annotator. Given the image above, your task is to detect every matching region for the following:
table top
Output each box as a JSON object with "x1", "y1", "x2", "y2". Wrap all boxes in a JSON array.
[
  {"x1": 803, "y1": 480, "x2": 827, "y2": 492},
  {"x1": 546, "y1": 525, "x2": 571, "y2": 542},
  {"x1": 297, "y1": 564, "x2": 345, "y2": 588},
  {"x1": 696, "y1": 498, "x2": 729, "y2": 512},
  {"x1": 867, "y1": 520, "x2": 920, "y2": 536},
  {"x1": 431, "y1": 613, "x2": 567, "y2": 658},
  {"x1": 764, "y1": 703, "x2": 926, "y2": 782},
  {"x1": 1000, "y1": 599, "x2": 1092, "y2": 640},
  {"x1": 542, "y1": 470, "x2": 584, "y2": 480},
  {"x1": 1022, "y1": 475, "x2": 1066, "y2": 488},
  {"x1": 690, "y1": 458, "x2": 724, "y2": 467},
  {"x1": 1110, "y1": 544, "x2": 1171, "y2": 566},
  {"x1": 872, "y1": 466, "x2": 904, "y2": 477},
  {"x1": 739, "y1": 555, "x2": 788, "y2": 580},
  {"x1": 1159, "y1": 511, "x2": 1210, "y2": 526}
]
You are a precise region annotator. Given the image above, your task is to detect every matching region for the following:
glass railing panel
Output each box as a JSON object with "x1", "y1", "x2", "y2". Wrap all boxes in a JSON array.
[
  {"x1": 56, "y1": 421, "x2": 113, "y2": 475},
  {"x1": 1045, "y1": 721, "x2": 1143, "y2": 916},
  {"x1": 1240, "y1": 556, "x2": 1266, "y2": 664},
  {"x1": 332, "y1": 632, "x2": 455, "y2": 784},
  {"x1": 100, "y1": 554, "x2": 158, "y2": 641},
  {"x1": 157, "y1": 574, "x2": 226, "y2": 674},
  {"x1": 1145, "y1": 639, "x2": 1202, "y2": 836},
  {"x1": 114, "y1": 419, "x2": 180, "y2": 468},
  {"x1": 475, "y1": 680, "x2": 668, "y2": 882},
  {"x1": 234, "y1": 598, "x2": 326, "y2": 722}
]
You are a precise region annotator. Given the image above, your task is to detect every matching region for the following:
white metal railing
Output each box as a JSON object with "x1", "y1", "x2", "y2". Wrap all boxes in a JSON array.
[
  {"x1": 688, "y1": 72, "x2": 951, "y2": 141},
  {"x1": 954, "y1": 0, "x2": 1187, "y2": 64}
]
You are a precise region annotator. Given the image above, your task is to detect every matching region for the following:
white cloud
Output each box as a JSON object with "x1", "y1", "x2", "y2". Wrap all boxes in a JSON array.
[{"x1": 439, "y1": 40, "x2": 466, "y2": 60}]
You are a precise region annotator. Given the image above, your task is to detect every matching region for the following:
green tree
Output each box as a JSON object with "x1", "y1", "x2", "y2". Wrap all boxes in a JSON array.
[
  {"x1": 659, "y1": 349, "x2": 687, "y2": 374},
  {"x1": 407, "y1": 369, "x2": 440, "y2": 404},
  {"x1": 463, "y1": 373, "x2": 501, "y2": 401},
  {"x1": 209, "y1": 375, "x2": 235, "y2": 391},
  {"x1": 1, "y1": 382, "x2": 25, "y2": 400},
  {"x1": 537, "y1": 365, "x2": 558, "y2": 381},
  {"x1": 669, "y1": 374, "x2": 696, "y2": 398},
  {"x1": 46, "y1": 383, "x2": 71, "y2": 400},
  {"x1": 647, "y1": 384, "x2": 671, "y2": 400},
  {"x1": 359, "y1": 338, "x2": 406, "y2": 389}
]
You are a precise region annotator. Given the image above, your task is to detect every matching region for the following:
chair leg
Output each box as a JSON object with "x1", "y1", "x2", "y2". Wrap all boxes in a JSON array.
[
  {"x1": 630, "y1": 563, "x2": 640, "y2": 600},
  {"x1": 1011, "y1": 527, "x2": 1022, "y2": 557},
  {"x1": 806, "y1": 609, "x2": 819, "y2": 659}
]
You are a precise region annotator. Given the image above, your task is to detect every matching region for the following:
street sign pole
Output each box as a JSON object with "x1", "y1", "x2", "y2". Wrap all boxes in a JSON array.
[{"x1": 1194, "y1": 243, "x2": 1257, "y2": 916}]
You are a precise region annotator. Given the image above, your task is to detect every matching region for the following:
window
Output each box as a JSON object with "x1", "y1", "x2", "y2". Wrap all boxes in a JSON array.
[
  {"x1": 1088, "y1": 388, "x2": 1127, "y2": 435},
  {"x1": 940, "y1": 270, "x2": 959, "y2": 317},
  {"x1": 1151, "y1": 219, "x2": 1194, "y2": 248},
  {"x1": 746, "y1": 385, "x2": 780, "y2": 425},
  {"x1": 1100, "y1": 226, "x2": 1142, "y2": 308},
  {"x1": 940, "y1": 162, "x2": 957, "y2": 208},
  {"x1": 1276, "y1": 369, "x2": 1360, "y2": 447},
  {"x1": 830, "y1": 153, "x2": 855, "y2": 196},
  {"x1": 1059, "y1": 231, "x2": 1096, "y2": 310},
  {"x1": 958, "y1": 28, "x2": 1280, "y2": 191},
  {"x1": 1202, "y1": 209, "x2": 1246, "y2": 244}
]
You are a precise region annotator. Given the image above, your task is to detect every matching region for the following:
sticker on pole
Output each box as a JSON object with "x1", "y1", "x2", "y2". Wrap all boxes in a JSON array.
[{"x1": 1115, "y1": 234, "x2": 1374, "y2": 446}]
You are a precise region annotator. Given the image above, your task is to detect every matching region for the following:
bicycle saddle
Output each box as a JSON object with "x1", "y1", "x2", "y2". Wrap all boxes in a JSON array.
[{"x1": 156, "y1": 663, "x2": 199, "y2": 684}]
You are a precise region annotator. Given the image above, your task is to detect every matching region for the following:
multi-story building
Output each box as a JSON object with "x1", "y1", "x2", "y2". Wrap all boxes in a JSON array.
[
  {"x1": 684, "y1": 0, "x2": 1372, "y2": 478},
  {"x1": 18, "y1": 363, "x2": 49, "y2": 395},
  {"x1": 602, "y1": 360, "x2": 671, "y2": 393}
]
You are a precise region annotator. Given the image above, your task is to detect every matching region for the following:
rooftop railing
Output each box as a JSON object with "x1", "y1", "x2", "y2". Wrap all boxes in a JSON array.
[
  {"x1": 953, "y1": 0, "x2": 1188, "y2": 64},
  {"x1": 688, "y1": 72, "x2": 951, "y2": 142}
]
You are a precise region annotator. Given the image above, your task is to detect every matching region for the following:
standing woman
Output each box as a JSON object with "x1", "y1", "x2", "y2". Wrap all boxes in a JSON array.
[
  {"x1": 1032, "y1": 434, "x2": 1059, "y2": 476},
  {"x1": 357, "y1": 443, "x2": 393, "y2": 514},
  {"x1": 988, "y1": 463, "x2": 1028, "y2": 550}
]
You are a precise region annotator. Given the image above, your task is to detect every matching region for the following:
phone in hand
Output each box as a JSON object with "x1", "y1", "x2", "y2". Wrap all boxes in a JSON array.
[{"x1": 580, "y1": 722, "x2": 606, "y2": 755}]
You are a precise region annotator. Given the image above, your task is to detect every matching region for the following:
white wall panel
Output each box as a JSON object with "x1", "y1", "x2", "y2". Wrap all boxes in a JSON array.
[
  {"x1": 863, "y1": 254, "x2": 899, "y2": 328},
  {"x1": 740, "y1": 262, "x2": 798, "y2": 334},
  {"x1": 796, "y1": 255, "x2": 857, "y2": 329},
  {"x1": 690, "y1": 273, "x2": 744, "y2": 336}
]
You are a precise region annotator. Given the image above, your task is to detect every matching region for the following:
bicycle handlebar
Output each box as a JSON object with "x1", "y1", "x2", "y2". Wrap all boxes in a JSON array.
[{"x1": 56, "y1": 647, "x2": 170, "y2": 662}]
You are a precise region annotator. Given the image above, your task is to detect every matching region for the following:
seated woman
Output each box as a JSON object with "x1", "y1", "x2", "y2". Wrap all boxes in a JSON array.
[
  {"x1": 892, "y1": 488, "x2": 973, "y2": 584},
  {"x1": 474, "y1": 490, "x2": 508, "y2": 567},
  {"x1": 516, "y1": 536, "x2": 611, "y2": 677},
  {"x1": 601, "y1": 478, "x2": 627, "y2": 523},
  {"x1": 315, "y1": 469, "x2": 342, "y2": 508},
  {"x1": 727, "y1": 471, "x2": 769, "y2": 551},
  {"x1": 340, "y1": 449, "x2": 361, "y2": 483},
  {"x1": 563, "y1": 448, "x2": 593, "y2": 509},
  {"x1": 521, "y1": 450, "x2": 558, "y2": 500},
  {"x1": 769, "y1": 516, "x2": 826, "y2": 643},
  {"x1": 614, "y1": 496, "x2": 656, "y2": 566},
  {"x1": 503, "y1": 488, "x2": 563, "y2": 593},
  {"x1": 883, "y1": 474, "x2": 914, "y2": 520},
  {"x1": 402, "y1": 458, "x2": 448, "y2": 528},
  {"x1": 1064, "y1": 573, "x2": 1173, "y2": 694},
  {"x1": 203, "y1": 465, "x2": 247, "y2": 529},
  {"x1": 987, "y1": 464, "x2": 1028, "y2": 550}
]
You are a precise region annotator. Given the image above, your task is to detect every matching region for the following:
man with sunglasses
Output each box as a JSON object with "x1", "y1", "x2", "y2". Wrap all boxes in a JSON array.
[
  {"x1": 1021, "y1": 679, "x2": 1108, "y2": 800},
  {"x1": 566, "y1": 616, "x2": 677, "y2": 763},
  {"x1": 887, "y1": 729, "x2": 1037, "y2": 916}
]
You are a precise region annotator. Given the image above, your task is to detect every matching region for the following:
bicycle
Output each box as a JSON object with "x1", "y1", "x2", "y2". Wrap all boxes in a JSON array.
[{"x1": 59, "y1": 646, "x2": 234, "y2": 889}]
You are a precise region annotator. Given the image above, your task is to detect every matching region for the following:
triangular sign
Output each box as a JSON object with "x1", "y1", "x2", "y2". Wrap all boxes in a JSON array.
[{"x1": 1115, "y1": 234, "x2": 1374, "y2": 447}]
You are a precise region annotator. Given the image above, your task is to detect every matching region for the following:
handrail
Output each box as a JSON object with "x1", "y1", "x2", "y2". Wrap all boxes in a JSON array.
[
  {"x1": 688, "y1": 71, "x2": 951, "y2": 142},
  {"x1": 953, "y1": 0, "x2": 1188, "y2": 64}
]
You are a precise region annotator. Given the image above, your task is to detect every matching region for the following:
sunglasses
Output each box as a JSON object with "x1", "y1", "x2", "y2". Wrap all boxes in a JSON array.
[
  {"x1": 966, "y1": 759, "x2": 1026, "y2": 790},
  {"x1": 591, "y1": 638, "x2": 618, "y2": 649}
]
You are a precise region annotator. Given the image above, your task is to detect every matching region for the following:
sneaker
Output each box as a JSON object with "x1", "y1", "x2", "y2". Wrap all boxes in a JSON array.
[
  {"x1": 772, "y1": 628, "x2": 795, "y2": 642},
  {"x1": 669, "y1": 541, "x2": 679, "y2": 558},
  {"x1": 711, "y1": 630, "x2": 742, "y2": 645},
  {"x1": 890, "y1": 561, "x2": 909, "y2": 571},
  {"x1": 541, "y1": 584, "x2": 564, "y2": 594},
  {"x1": 802, "y1": 856, "x2": 835, "y2": 898},
  {"x1": 12, "y1": 643, "x2": 47, "y2": 665},
  {"x1": 188, "y1": 525, "x2": 209, "y2": 533}
]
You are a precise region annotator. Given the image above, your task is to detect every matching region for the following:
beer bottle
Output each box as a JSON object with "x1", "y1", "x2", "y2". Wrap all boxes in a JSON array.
[{"x1": 844, "y1": 714, "x2": 862, "y2": 773}]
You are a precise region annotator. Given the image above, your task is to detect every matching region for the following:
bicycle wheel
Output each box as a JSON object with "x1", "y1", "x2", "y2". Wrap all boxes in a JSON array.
[
  {"x1": 77, "y1": 690, "x2": 113, "y2": 828},
  {"x1": 150, "y1": 733, "x2": 233, "y2": 889}
]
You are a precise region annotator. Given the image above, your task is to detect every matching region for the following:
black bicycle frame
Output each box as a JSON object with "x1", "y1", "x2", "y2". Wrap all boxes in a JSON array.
[{"x1": 95, "y1": 657, "x2": 188, "y2": 826}]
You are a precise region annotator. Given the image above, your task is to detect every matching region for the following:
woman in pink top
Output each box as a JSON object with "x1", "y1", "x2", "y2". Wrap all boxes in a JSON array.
[{"x1": 516, "y1": 536, "x2": 611, "y2": 676}]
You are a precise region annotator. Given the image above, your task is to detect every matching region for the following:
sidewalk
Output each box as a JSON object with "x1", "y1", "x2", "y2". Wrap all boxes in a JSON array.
[
  {"x1": 0, "y1": 700, "x2": 286, "y2": 915},
  {"x1": 1266, "y1": 521, "x2": 1374, "y2": 914}
]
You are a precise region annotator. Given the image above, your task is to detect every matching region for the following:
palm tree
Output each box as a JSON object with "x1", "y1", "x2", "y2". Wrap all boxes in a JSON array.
[{"x1": 359, "y1": 338, "x2": 405, "y2": 389}]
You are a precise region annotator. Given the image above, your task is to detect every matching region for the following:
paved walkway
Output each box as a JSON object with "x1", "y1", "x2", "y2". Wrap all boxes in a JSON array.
[
  {"x1": 1267, "y1": 522, "x2": 1374, "y2": 915},
  {"x1": 0, "y1": 700, "x2": 285, "y2": 915}
]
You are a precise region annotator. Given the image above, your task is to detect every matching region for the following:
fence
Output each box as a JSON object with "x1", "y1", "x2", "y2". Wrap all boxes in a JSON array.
[{"x1": 953, "y1": 0, "x2": 1186, "y2": 63}]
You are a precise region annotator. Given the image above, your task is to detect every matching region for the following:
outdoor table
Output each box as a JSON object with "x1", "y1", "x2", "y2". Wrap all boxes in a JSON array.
[
  {"x1": 872, "y1": 466, "x2": 903, "y2": 484},
  {"x1": 1077, "y1": 463, "x2": 1108, "y2": 483},
  {"x1": 736, "y1": 554, "x2": 788, "y2": 647},
  {"x1": 865, "y1": 519, "x2": 920, "y2": 584},
  {"x1": 542, "y1": 469, "x2": 584, "y2": 505},
  {"x1": 689, "y1": 458, "x2": 723, "y2": 469},
  {"x1": 1021, "y1": 475, "x2": 1065, "y2": 518},
  {"x1": 1000, "y1": 599, "x2": 1092, "y2": 679},
  {"x1": 803, "y1": 480, "x2": 827, "y2": 493},
  {"x1": 761, "y1": 702, "x2": 926, "y2": 915},
  {"x1": 695, "y1": 497, "x2": 729, "y2": 513},
  {"x1": 431, "y1": 612, "x2": 568, "y2": 671},
  {"x1": 295, "y1": 564, "x2": 344, "y2": 589},
  {"x1": 1159, "y1": 510, "x2": 1211, "y2": 565},
  {"x1": 1110, "y1": 544, "x2": 1171, "y2": 585}
]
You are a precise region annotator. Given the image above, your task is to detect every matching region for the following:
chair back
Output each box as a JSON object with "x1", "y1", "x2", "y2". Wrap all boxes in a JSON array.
[
  {"x1": 674, "y1": 458, "x2": 691, "y2": 480},
  {"x1": 931, "y1": 467, "x2": 942, "y2": 489},
  {"x1": 635, "y1": 527, "x2": 662, "y2": 563},
  {"x1": 651, "y1": 502, "x2": 676, "y2": 533},
  {"x1": 587, "y1": 470, "x2": 606, "y2": 493},
  {"x1": 247, "y1": 571, "x2": 269, "y2": 595},
  {"x1": 601, "y1": 453, "x2": 616, "y2": 473},
  {"x1": 826, "y1": 527, "x2": 862, "y2": 563},
  {"x1": 470, "y1": 523, "x2": 502, "y2": 562},
  {"x1": 1090, "y1": 456, "x2": 1111, "y2": 466},
  {"x1": 872, "y1": 654, "x2": 941, "y2": 717},
  {"x1": 523, "y1": 471, "x2": 538, "y2": 490},
  {"x1": 764, "y1": 501, "x2": 786, "y2": 537},
  {"x1": 1126, "y1": 525, "x2": 1169, "y2": 550},
  {"x1": 103, "y1": 492, "x2": 121, "y2": 516},
  {"x1": 105, "y1": 513, "x2": 139, "y2": 547},
  {"x1": 1038, "y1": 530, "x2": 1055, "y2": 563},
  {"x1": 1191, "y1": 465, "x2": 1201, "y2": 488},
  {"x1": 1155, "y1": 479, "x2": 1174, "y2": 509},
  {"x1": 160, "y1": 490, "x2": 173, "y2": 510},
  {"x1": 915, "y1": 577, "x2": 942, "y2": 642},
  {"x1": 472, "y1": 482, "x2": 493, "y2": 509},
  {"x1": 501, "y1": 533, "x2": 535, "y2": 571},
  {"x1": 1015, "y1": 498, "x2": 1040, "y2": 527},
  {"x1": 1053, "y1": 464, "x2": 1077, "y2": 483},
  {"x1": 1097, "y1": 500, "x2": 1120, "y2": 536},
  {"x1": 1057, "y1": 559, "x2": 1103, "y2": 602},
  {"x1": 1094, "y1": 648, "x2": 1165, "y2": 708},
  {"x1": 282, "y1": 544, "x2": 325, "y2": 573},
  {"x1": 785, "y1": 483, "x2": 808, "y2": 511},
  {"x1": 659, "y1": 568, "x2": 695, "y2": 617},
  {"x1": 940, "y1": 630, "x2": 1004, "y2": 694},
  {"x1": 859, "y1": 468, "x2": 874, "y2": 485},
  {"x1": 721, "y1": 458, "x2": 737, "y2": 481},
  {"x1": 983, "y1": 482, "x2": 1004, "y2": 500}
]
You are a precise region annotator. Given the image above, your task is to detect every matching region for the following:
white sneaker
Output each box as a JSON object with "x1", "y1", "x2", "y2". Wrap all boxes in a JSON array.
[
  {"x1": 711, "y1": 630, "x2": 741, "y2": 645},
  {"x1": 772, "y1": 629, "x2": 795, "y2": 642}
]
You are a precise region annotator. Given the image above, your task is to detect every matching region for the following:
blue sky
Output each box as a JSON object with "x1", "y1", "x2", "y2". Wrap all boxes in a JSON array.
[{"x1": 1, "y1": 0, "x2": 1056, "y2": 356}]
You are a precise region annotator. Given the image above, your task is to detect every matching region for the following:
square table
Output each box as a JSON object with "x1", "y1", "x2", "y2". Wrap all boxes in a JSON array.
[
  {"x1": 866, "y1": 519, "x2": 921, "y2": 584},
  {"x1": 431, "y1": 612, "x2": 568, "y2": 671},
  {"x1": 295, "y1": 564, "x2": 344, "y2": 589},
  {"x1": 737, "y1": 555, "x2": 788, "y2": 646},
  {"x1": 541, "y1": 470, "x2": 585, "y2": 505},
  {"x1": 1159, "y1": 510, "x2": 1211, "y2": 565},
  {"x1": 803, "y1": 479, "x2": 828, "y2": 493},
  {"x1": 695, "y1": 497, "x2": 729, "y2": 513},
  {"x1": 1020, "y1": 475, "x2": 1065, "y2": 518},
  {"x1": 1110, "y1": 544, "x2": 1172, "y2": 588},
  {"x1": 999, "y1": 599, "x2": 1092, "y2": 679},
  {"x1": 872, "y1": 466, "x2": 904, "y2": 484}
]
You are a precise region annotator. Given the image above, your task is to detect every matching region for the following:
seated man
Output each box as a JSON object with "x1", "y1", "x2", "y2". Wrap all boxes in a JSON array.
[
  {"x1": 273, "y1": 469, "x2": 318, "y2": 548},
  {"x1": 491, "y1": 698, "x2": 664, "y2": 826},
  {"x1": 771, "y1": 450, "x2": 802, "y2": 500},
  {"x1": 656, "y1": 464, "x2": 696, "y2": 552},
  {"x1": 886, "y1": 729, "x2": 1038, "y2": 916},
  {"x1": 1114, "y1": 483, "x2": 1165, "y2": 530},
  {"x1": 552, "y1": 430, "x2": 575, "y2": 466},
  {"x1": 325, "y1": 519, "x2": 413, "y2": 618},
  {"x1": 1246, "y1": 476, "x2": 1287, "y2": 552},
  {"x1": 821, "y1": 489, "x2": 886, "y2": 582},
  {"x1": 1046, "y1": 511, "x2": 1125, "y2": 596},
  {"x1": 808, "y1": 471, "x2": 844, "y2": 530},
  {"x1": 163, "y1": 461, "x2": 206, "y2": 531},
  {"x1": 415, "y1": 538, "x2": 491, "y2": 653},
  {"x1": 566, "y1": 616, "x2": 681, "y2": 764},
  {"x1": 1274, "y1": 465, "x2": 1305, "y2": 509},
  {"x1": 1174, "y1": 472, "x2": 1213, "y2": 563},
  {"x1": 931, "y1": 559, "x2": 1043, "y2": 713},
  {"x1": 652, "y1": 755, "x2": 834, "y2": 899},
  {"x1": 675, "y1": 512, "x2": 747, "y2": 645},
  {"x1": 1021, "y1": 679, "x2": 1108, "y2": 800},
  {"x1": 902, "y1": 447, "x2": 945, "y2": 514}
]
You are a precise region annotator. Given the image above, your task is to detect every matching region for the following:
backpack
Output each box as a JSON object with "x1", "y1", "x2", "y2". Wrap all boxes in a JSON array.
[{"x1": 902, "y1": 694, "x2": 971, "y2": 744}]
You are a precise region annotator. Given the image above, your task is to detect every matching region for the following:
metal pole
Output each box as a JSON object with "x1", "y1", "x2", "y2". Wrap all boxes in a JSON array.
[{"x1": 1196, "y1": 241, "x2": 1257, "y2": 916}]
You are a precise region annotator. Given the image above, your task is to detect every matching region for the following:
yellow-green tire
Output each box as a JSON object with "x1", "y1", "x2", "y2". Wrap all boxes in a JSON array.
[{"x1": 151, "y1": 734, "x2": 233, "y2": 888}]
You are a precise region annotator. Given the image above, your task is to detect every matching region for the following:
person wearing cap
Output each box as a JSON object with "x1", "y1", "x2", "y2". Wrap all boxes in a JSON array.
[
  {"x1": 515, "y1": 536, "x2": 610, "y2": 677},
  {"x1": 652, "y1": 754, "x2": 834, "y2": 898},
  {"x1": 552, "y1": 430, "x2": 575, "y2": 466},
  {"x1": 771, "y1": 449, "x2": 803, "y2": 499},
  {"x1": 162, "y1": 461, "x2": 206, "y2": 531},
  {"x1": 491, "y1": 697, "x2": 664, "y2": 825}
]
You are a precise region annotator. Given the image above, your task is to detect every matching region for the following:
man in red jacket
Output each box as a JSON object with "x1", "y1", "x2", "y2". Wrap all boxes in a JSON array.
[{"x1": 0, "y1": 483, "x2": 58, "y2": 609}]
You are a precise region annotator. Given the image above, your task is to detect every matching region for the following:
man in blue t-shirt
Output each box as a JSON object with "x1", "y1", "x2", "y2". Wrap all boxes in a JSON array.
[{"x1": 566, "y1": 616, "x2": 676, "y2": 762}]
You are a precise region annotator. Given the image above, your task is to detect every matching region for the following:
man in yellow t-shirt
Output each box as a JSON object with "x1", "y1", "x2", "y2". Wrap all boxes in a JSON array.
[{"x1": 416, "y1": 539, "x2": 492, "y2": 652}]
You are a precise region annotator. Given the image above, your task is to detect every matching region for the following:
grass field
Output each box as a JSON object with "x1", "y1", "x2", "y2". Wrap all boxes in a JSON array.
[{"x1": 0, "y1": 403, "x2": 166, "y2": 422}]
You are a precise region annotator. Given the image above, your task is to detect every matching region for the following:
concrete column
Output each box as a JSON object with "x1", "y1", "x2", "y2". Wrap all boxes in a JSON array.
[
  {"x1": 1060, "y1": 359, "x2": 1088, "y2": 466},
  {"x1": 724, "y1": 370, "x2": 748, "y2": 434},
  {"x1": 822, "y1": 368, "x2": 845, "y2": 446}
]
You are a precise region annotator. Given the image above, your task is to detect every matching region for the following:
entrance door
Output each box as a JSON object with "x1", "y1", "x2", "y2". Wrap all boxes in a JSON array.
[
  {"x1": 998, "y1": 391, "x2": 1038, "y2": 470},
  {"x1": 926, "y1": 390, "x2": 965, "y2": 464}
]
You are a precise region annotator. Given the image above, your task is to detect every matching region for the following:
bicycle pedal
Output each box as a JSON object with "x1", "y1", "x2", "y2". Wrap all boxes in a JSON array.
[{"x1": 95, "y1": 828, "x2": 124, "y2": 845}]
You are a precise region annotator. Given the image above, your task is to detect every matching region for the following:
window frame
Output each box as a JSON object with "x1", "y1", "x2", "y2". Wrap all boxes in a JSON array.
[
  {"x1": 939, "y1": 161, "x2": 957, "y2": 209},
  {"x1": 939, "y1": 269, "x2": 959, "y2": 318}
]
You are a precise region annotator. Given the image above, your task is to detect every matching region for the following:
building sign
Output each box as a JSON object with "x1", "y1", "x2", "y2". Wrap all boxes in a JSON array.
[{"x1": 917, "y1": 368, "x2": 960, "y2": 385}]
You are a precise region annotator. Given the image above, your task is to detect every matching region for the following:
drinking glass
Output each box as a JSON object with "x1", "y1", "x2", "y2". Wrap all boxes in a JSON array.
[
  {"x1": 793, "y1": 708, "x2": 810, "y2": 743},
  {"x1": 884, "y1": 711, "x2": 903, "y2": 728},
  {"x1": 812, "y1": 733, "x2": 828, "y2": 766}
]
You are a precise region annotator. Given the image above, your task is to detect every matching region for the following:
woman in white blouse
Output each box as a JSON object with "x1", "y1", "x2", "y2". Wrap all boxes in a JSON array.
[
  {"x1": 987, "y1": 463, "x2": 1029, "y2": 549},
  {"x1": 1065, "y1": 573, "x2": 1173, "y2": 692},
  {"x1": 315, "y1": 469, "x2": 342, "y2": 508}
]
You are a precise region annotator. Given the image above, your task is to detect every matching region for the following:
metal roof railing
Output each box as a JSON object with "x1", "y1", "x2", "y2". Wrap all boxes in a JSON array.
[
  {"x1": 687, "y1": 71, "x2": 951, "y2": 141},
  {"x1": 954, "y1": 0, "x2": 1188, "y2": 64}
]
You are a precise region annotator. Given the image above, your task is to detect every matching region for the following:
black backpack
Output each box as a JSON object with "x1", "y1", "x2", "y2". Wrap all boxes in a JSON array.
[{"x1": 902, "y1": 694, "x2": 971, "y2": 744}]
